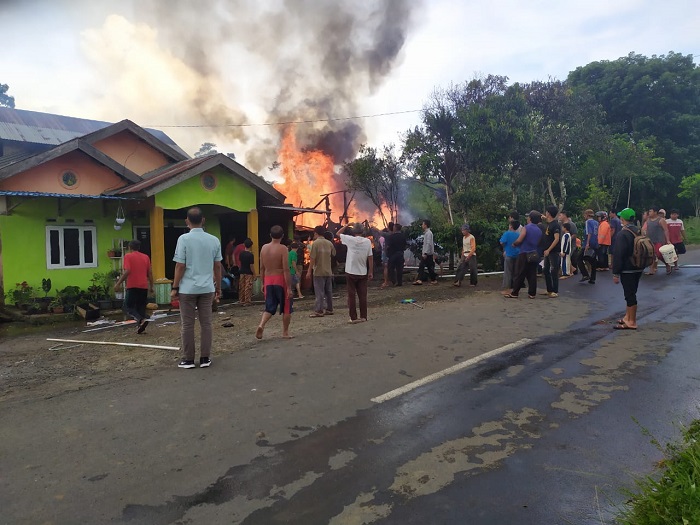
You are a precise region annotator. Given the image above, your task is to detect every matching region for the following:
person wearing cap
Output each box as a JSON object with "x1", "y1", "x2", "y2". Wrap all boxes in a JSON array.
[
  {"x1": 666, "y1": 208, "x2": 686, "y2": 270},
  {"x1": 453, "y1": 223, "x2": 478, "y2": 287},
  {"x1": 642, "y1": 205, "x2": 671, "y2": 275},
  {"x1": 337, "y1": 222, "x2": 373, "y2": 323},
  {"x1": 612, "y1": 208, "x2": 644, "y2": 330}
]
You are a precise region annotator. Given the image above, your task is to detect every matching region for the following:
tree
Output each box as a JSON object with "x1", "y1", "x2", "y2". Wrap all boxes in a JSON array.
[
  {"x1": 521, "y1": 79, "x2": 607, "y2": 211},
  {"x1": 194, "y1": 142, "x2": 218, "y2": 157},
  {"x1": 0, "y1": 83, "x2": 15, "y2": 108},
  {"x1": 343, "y1": 144, "x2": 402, "y2": 227},
  {"x1": 568, "y1": 52, "x2": 700, "y2": 186},
  {"x1": 678, "y1": 173, "x2": 700, "y2": 217},
  {"x1": 403, "y1": 76, "x2": 511, "y2": 224}
]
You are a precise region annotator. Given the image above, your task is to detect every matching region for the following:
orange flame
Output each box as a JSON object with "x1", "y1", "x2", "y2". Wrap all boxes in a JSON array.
[{"x1": 273, "y1": 125, "x2": 393, "y2": 229}]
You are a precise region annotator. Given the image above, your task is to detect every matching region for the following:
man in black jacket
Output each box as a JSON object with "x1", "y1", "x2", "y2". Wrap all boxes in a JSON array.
[
  {"x1": 387, "y1": 223, "x2": 407, "y2": 286},
  {"x1": 612, "y1": 208, "x2": 644, "y2": 330}
]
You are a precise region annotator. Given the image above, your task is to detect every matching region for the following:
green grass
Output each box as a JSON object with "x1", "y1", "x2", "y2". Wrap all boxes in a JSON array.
[
  {"x1": 684, "y1": 216, "x2": 700, "y2": 245},
  {"x1": 616, "y1": 420, "x2": 700, "y2": 524}
]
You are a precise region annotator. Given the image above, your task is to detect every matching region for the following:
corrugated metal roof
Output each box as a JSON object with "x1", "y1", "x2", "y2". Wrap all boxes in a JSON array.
[
  {"x1": 0, "y1": 107, "x2": 188, "y2": 157},
  {"x1": 262, "y1": 205, "x2": 327, "y2": 214},
  {"x1": 115, "y1": 156, "x2": 210, "y2": 194},
  {"x1": 0, "y1": 190, "x2": 136, "y2": 199},
  {"x1": 0, "y1": 151, "x2": 35, "y2": 169}
]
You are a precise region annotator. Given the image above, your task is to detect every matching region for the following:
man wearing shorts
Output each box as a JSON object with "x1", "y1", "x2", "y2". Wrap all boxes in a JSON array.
[{"x1": 256, "y1": 225, "x2": 293, "y2": 339}]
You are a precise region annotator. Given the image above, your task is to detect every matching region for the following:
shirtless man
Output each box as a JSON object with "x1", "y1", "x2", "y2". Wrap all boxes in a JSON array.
[{"x1": 256, "y1": 225, "x2": 293, "y2": 339}]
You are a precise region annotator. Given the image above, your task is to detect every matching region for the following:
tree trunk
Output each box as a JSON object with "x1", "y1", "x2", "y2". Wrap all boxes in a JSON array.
[
  {"x1": 557, "y1": 177, "x2": 567, "y2": 210},
  {"x1": 445, "y1": 183, "x2": 454, "y2": 225}
]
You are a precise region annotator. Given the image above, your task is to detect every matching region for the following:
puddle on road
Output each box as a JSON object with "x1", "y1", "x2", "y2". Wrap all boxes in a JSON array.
[
  {"x1": 544, "y1": 322, "x2": 690, "y2": 416},
  {"x1": 328, "y1": 407, "x2": 545, "y2": 524}
]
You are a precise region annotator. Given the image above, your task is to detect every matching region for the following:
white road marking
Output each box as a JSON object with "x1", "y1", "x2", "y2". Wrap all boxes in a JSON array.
[{"x1": 371, "y1": 338, "x2": 533, "y2": 403}]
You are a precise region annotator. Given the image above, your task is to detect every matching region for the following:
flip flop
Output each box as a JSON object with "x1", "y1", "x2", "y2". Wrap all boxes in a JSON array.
[
  {"x1": 309, "y1": 313, "x2": 324, "y2": 318},
  {"x1": 613, "y1": 323, "x2": 637, "y2": 330},
  {"x1": 503, "y1": 293, "x2": 519, "y2": 299},
  {"x1": 615, "y1": 319, "x2": 626, "y2": 325}
]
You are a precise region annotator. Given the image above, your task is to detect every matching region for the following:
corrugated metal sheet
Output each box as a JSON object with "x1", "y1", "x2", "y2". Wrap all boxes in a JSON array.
[
  {"x1": 0, "y1": 107, "x2": 188, "y2": 157},
  {"x1": 0, "y1": 190, "x2": 135, "y2": 199},
  {"x1": 115, "y1": 157, "x2": 211, "y2": 194},
  {"x1": 0, "y1": 151, "x2": 35, "y2": 169}
]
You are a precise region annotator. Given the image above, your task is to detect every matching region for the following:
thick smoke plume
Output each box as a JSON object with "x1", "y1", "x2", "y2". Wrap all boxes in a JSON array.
[{"x1": 135, "y1": 0, "x2": 422, "y2": 169}]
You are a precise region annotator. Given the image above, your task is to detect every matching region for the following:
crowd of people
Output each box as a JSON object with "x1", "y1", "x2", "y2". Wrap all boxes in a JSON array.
[
  {"x1": 499, "y1": 205, "x2": 687, "y2": 330},
  {"x1": 116, "y1": 205, "x2": 688, "y2": 369}
]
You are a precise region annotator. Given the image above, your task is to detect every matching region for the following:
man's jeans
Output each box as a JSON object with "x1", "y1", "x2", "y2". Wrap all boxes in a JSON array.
[
  {"x1": 543, "y1": 252, "x2": 561, "y2": 293},
  {"x1": 179, "y1": 292, "x2": 214, "y2": 361},
  {"x1": 313, "y1": 276, "x2": 333, "y2": 313}
]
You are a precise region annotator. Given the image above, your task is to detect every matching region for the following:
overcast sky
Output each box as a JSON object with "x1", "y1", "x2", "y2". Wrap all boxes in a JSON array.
[{"x1": 2, "y1": 0, "x2": 699, "y2": 167}]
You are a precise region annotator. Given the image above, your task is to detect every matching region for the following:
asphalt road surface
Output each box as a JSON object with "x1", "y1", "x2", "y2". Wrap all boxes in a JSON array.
[{"x1": 2, "y1": 251, "x2": 699, "y2": 524}]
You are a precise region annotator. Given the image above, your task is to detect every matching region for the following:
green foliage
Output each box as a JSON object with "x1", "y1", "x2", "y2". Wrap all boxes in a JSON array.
[
  {"x1": 56, "y1": 286, "x2": 82, "y2": 308},
  {"x1": 568, "y1": 52, "x2": 700, "y2": 190},
  {"x1": 194, "y1": 142, "x2": 218, "y2": 158},
  {"x1": 616, "y1": 420, "x2": 700, "y2": 524},
  {"x1": 41, "y1": 278, "x2": 52, "y2": 297},
  {"x1": 678, "y1": 173, "x2": 700, "y2": 217},
  {"x1": 469, "y1": 218, "x2": 509, "y2": 272},
  {"x1": 7, "y1": 281, "x2": 35, "y2": 305},
  {"x1": 0, "y1": 83, "x2": 15, "y2": 108},
  {"x1": 684, "y1": 217, "x2": 700, "y2": 245},
  {"x1": 344, "y1": 144, "x2": 402, "y2": 226}
]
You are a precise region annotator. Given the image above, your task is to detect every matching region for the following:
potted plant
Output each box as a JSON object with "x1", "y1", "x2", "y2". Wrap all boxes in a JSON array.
[
  {"x1": 91, "y1": 272, "x2": 114, "y2": 310},
  {"x1": 57, "y1": 286, "x2": 81, "y2": 311},
  {"x1": 49, "y1": 297, "x2": 64, "y2": 314}
]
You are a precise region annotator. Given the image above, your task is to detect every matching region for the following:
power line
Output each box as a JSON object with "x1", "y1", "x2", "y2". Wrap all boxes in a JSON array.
[{"x1": 146, "y1": 109, "x2": 422, "y2": 129}]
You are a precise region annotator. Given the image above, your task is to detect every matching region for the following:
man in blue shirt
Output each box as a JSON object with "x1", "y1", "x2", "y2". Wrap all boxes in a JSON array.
[{"x1": 171, "y1": 207, "x2": 223, "y2": 369}]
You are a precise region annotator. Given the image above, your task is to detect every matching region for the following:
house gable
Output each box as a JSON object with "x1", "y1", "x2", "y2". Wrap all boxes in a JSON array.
[
  {"x1": 155, "y1": 168, "x2": 256, "y2": 211},
  {"x1": 92, "y1": 130, "x2": 171, "y2": 176},
  {"x1": 0, "y1": 149, "x2": 128, "y2": 195}
]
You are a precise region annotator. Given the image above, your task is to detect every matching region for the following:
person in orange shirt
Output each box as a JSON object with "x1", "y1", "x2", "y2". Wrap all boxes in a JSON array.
[{"x1": 596, "y1": 211, "x2": 611, "y2": 270}]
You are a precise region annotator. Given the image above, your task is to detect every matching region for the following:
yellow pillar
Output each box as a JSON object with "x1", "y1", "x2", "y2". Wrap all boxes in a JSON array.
[
  {"x1": 247, "y1": 209, "x2": 259, "y2": 273},
  {"x1": 150, "y1": 205, "x2": 166, "y2": 279}
]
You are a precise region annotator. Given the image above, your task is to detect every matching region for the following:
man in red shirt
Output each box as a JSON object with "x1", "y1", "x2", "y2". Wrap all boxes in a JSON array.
[{"x1": 114, "y1": 239, "x2": 154, "y2": 333}]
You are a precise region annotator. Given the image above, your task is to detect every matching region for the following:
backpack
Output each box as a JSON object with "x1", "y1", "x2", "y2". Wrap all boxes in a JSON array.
[{"x1": 626, "y1": 229, "x2": 656, "y2": 269}]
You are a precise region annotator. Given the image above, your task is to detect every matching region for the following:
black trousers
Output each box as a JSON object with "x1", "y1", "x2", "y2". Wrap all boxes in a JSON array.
[
  {"x1": 511, "y1": 253, "x2": 539, "y2": 297},
  {"x1": 388, "y1": 252, "x2": 405, "y2": 286},
  {"x1": 621, "y1": 272, "x2": 643, "y2": 306},
  {"x1": 417, "y1": 255, "x2": 437, "y2": 282},
  {"x1": 125, "y1": 288, "x2": 148, "y2": 322},
  {"x1": 578, "y1": 249, "x2": 597, "y2": 282}
]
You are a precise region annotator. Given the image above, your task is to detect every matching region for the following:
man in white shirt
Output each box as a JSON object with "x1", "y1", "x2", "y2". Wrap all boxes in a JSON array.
[
  {"x1": 337, "y1": 223, "x2": 373, "y2": 323},
  {"x1": 414, "y1": 219, "x2": 437, "y2": 285}
]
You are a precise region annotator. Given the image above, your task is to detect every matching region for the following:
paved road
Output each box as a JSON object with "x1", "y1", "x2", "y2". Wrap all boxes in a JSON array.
[{"x1": 1, "y1": 252, "x2": 699, "y2": 524}]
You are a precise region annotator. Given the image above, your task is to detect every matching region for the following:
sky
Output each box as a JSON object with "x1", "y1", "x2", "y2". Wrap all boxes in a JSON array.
[{"x1": 2, "y1": 0, "x2": 699, "y2": 173}]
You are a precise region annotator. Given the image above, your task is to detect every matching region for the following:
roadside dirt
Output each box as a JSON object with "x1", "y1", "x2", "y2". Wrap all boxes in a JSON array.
[{"x1": 0, "y1": 272, "x2": 575, "y2": 404}]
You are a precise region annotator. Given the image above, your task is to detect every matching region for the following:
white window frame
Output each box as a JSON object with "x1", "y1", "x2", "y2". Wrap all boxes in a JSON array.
[{"x1": 45, "y1": 225, "x2": 98, "y2": 270}]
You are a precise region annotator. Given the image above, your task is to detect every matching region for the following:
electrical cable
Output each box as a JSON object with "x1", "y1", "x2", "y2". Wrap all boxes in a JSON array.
[{"x1": 146, "y1": 109, "x2": 422, "y2": 129}]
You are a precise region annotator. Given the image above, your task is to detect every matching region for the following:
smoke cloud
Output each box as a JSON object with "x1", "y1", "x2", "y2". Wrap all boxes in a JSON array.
[{"x1": 128, "y1": 0, "x2": 423, "y2": 168}]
